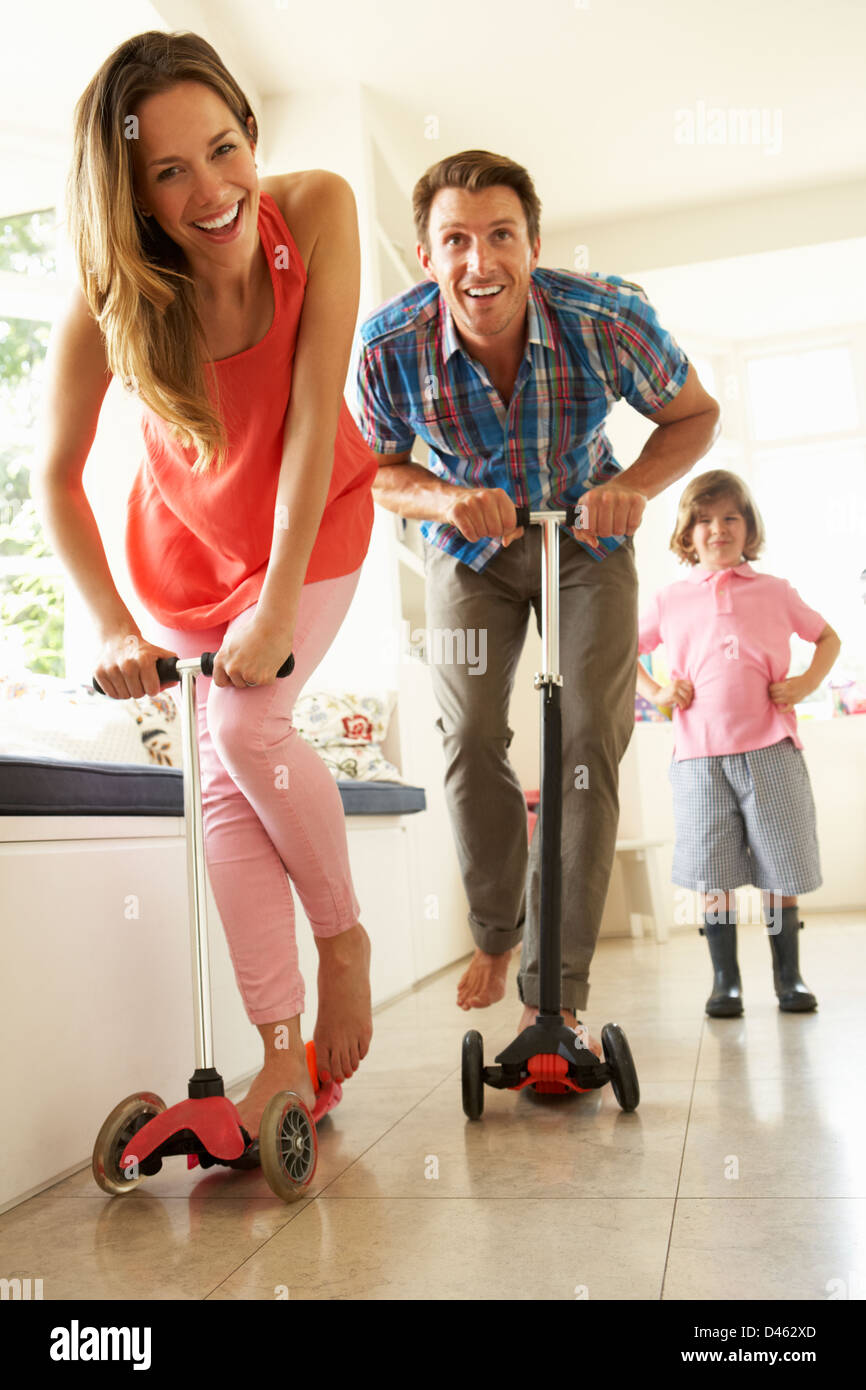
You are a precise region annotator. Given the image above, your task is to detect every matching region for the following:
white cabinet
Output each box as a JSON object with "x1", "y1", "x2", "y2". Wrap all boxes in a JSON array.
[{"x1": 0, "y1": 808, "x2": 424, "y2": 1213}]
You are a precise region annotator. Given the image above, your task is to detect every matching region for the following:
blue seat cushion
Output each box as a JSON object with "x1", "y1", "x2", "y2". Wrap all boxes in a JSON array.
[{"x1": 0, "y1": 754, "x2": 425, "y2": 818}]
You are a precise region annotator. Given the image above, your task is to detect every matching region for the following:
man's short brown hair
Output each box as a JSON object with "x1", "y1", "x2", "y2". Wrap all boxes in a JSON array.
[{"x1": 413, "y1": 149, "x2": 542, "y2": 253}]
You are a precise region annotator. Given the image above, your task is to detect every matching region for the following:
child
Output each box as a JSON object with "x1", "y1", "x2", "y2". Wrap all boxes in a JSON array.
[{"x1": 636, "y1": 470, "x2": 841, "y2": 1016}]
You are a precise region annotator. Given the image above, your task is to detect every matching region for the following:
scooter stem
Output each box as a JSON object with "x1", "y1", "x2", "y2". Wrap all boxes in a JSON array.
[
  {"x1": 536, "y1": 517, "x2": 563, "y2": 1017},
  {"x1": 177, "y1": 659, "x2": 216, "y2": 1074}
]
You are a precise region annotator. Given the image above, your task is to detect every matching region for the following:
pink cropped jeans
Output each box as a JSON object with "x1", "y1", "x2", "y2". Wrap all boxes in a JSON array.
[{"x1": 147, "y1": 567, "x2": 363, "y2": 1026}]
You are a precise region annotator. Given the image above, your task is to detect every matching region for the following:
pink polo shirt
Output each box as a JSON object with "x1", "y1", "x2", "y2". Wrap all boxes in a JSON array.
[{"x1": 638, "y1": 563, "x2": 827, "y2": 761}]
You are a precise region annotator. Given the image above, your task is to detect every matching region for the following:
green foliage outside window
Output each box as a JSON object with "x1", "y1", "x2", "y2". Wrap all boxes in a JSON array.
[{"x1": 0, "y1": 210, "x2": 64, "y2": 676}]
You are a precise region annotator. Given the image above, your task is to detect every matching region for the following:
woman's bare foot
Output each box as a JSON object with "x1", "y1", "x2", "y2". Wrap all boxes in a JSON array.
[
  {"x1": 313, "y1": 923, "x2": 373, "y2": 1084},
  {"x1": 457, "y1": 947, "x2": 512, "y2": 1010},
  {"x1": 234, "y1": 1052, "x2": 316, "y2": 1140},
  {"x1": 517, "y1": 1004, "x2": 603, "y2": 1059}
]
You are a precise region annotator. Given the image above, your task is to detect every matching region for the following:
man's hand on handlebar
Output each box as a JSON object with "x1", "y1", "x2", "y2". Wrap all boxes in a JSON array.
[
  {"x1": 441, "y1": 480, "x2": 648, "y2": 550},
  {"x1": 571, "y1": 480, "x2": 648, "y2": 547},
  {"x1": 442, "y1": 487, "x2": 524, "y2": 547}
]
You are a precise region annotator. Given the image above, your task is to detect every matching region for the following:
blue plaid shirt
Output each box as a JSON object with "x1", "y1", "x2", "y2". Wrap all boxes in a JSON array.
[{"x1": 354, "y1": 268, "x2": 690, "y2": 570}]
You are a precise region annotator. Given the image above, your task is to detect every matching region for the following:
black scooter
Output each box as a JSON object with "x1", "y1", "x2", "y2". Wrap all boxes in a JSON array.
[{"x1": 461, "y1": 507, "x2": 640, "y2": 1118}]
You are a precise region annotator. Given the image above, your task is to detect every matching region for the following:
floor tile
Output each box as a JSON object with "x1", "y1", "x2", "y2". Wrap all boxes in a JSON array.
[
  {"x1": 663, "y1": 1199, "x2": 866, "y2": 1300},
  {"x1": 679, "y1": 1077, "x2": 866, "y2": 1199},
  {"x1": 322, "y1": 1072, "x2": 690, "y2": 1200},
  {"x1": 206, "y1": 1197, "x2": 674, "y2": 1301}
]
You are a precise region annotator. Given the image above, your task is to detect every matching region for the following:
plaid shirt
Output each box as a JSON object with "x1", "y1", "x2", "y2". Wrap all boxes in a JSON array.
[{"x1": 354, "y1": 268, "x2": 690, "y2": 570}]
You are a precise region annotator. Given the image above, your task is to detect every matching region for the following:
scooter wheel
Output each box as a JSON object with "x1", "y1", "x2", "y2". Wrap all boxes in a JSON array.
[
  {"x1": 601, "y1": 1023, "x2": 640, "y2": 1112},
  {"x1": 92, "y1": 1091, "x2": 166, "y2": 1195},
  {"x1": 462, "y1": 1030, "x2": 485, "y2": 1120},
  {"x1": 259, "y1": 1091, "x2": 318, "y2": 1202}
]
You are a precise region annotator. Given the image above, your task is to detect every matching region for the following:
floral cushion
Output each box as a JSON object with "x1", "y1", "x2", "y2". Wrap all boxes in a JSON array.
[
  {"x1": 0, "y1": 675, "x2": 404, "y2": 783},
  {"x1": 291, "y1": 690, "x2": 406, "y2": 783},
  {"x1": 0, "y1": 673, "x2": 182, "y2": 767}
]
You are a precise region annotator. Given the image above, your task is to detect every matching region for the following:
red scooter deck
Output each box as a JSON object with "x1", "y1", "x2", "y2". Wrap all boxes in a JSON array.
[
  {"x1": 120, "y1": 1040, "x2": 341, "y2": 1174},
  {"x1": 306, "y1": 1040, "x2": 343, "y2": 1124}
]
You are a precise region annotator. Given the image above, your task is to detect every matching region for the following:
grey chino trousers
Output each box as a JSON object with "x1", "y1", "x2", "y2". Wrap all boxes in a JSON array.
[{"x1": 422, "y1": 528, "x2": 638, "y2": 1012}]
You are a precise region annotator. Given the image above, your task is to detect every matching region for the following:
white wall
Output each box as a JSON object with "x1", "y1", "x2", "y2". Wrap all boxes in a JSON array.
[{"x1": 540, "y1": 176, "x2": 866, "y2": 277}]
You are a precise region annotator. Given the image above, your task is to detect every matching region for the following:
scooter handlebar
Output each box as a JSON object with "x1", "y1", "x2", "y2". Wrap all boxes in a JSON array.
[
  {"x1": 92, "y1": 651, "x2": 294, "y2": 695},
  {"x1": 514, "y1": 505, "x2": 579, "y2": 528}
]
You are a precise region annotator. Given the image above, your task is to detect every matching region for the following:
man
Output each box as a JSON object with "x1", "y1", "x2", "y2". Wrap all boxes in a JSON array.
[{"x1": 354, "y1": 150, "x2": 720, "y2": 1050}]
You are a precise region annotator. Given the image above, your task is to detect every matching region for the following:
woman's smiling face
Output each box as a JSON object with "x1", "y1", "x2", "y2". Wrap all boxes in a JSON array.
[{"x1": 131, "y1": 80, "x2": 258, "y2": 263}]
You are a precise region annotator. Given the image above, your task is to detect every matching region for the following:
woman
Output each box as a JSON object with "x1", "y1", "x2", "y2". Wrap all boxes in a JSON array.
[{"x1": 32, "y1": 30, "x2": 376, "y2": 1136}]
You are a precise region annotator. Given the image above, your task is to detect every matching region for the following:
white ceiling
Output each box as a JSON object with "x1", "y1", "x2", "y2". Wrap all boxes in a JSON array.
[
  {"x1": 212, "y1": 0, "x2": 866, "y2": 224},
  {"x1": 0, "y1": 0, "x2": 166, "y2": 215},
  {"x1": 0, "y1": 2, "x2": 166, "y2": 134},
  {"x1": 1, "y1": 0, "x2": 864, "y2": 227}
]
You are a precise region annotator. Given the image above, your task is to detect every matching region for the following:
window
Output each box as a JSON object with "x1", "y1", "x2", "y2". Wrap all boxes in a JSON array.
[
  {"x1": 753, "y1": 439, "x2": 865, "y2": 681},
  {"x1": 746, "y1": 345, "x2": 859, "y2": 442},
  {"x1": 630, "y1": 249, "x2": 866, "y2": 698},
  {"x1": 0, "y1": 209, "x2": 63, "y2": 676},
  {"x1": 663, "y1": 333, "x2": 865, "y2": 688},
  {"x1": 743, "y1": 338, "x2": 866, "y2": 684}
]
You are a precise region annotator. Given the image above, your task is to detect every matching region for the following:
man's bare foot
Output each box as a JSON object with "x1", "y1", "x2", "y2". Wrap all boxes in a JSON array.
[
  {"x1": 313, "y1": 922, "x2": 373, "y2": 1084},
  {"x1": 457, "y1": 947, "x2": 512, "y2": 1010},
  {"x1": 517, "y1": 1004, "x2": 603, "y2": 1059},
  {"x1": 234, "y1": 1052, "x2": 316, "y2": 1140}
]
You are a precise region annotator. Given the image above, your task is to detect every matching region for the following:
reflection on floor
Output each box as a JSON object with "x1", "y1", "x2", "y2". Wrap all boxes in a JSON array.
[{"x1": 2, "y1": 914, "x2": 865, "y2": 1301}]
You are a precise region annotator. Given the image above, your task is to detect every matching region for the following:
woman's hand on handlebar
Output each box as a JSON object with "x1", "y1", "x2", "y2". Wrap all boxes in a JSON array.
[
  {"x1": 442, "y1": 486, "x2": 524, "y2": 548},
  {"x1": 94, "y1": 633, "x2": 179, "y2": 700},
  {"x1": 653, "y1": 678, "x2": 694, "y2": 711},
  {"x1": 211, "y1": 617, "x2": 294, "y2": 689}
]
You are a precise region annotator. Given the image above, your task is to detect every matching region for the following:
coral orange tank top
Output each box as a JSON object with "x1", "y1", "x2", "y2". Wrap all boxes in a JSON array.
[{"x1": 124, "y1": 191, "x2": 378, "y2": 631}]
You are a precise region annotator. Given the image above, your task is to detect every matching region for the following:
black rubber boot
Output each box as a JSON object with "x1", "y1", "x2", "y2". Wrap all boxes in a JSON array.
[
  {"x1": 763, "y1": 905, "x2": 818, "y2": 1012},
  {"x1": 699, "y1": 910, "x2": 743, "y2": 1017}
]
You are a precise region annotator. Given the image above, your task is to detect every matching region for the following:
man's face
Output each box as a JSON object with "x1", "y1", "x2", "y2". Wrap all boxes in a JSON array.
[{"x1": 417, "y1": 185, "x2": 540, "y2": 348}]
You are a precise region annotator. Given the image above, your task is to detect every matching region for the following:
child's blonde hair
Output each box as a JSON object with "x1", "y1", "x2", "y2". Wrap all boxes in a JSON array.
[{"x1": 671, "y1": 469, "x2": 765, "y2": 565}]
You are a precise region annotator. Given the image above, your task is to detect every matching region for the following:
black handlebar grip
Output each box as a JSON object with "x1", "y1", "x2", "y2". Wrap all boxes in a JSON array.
[
  {"x1": 155, "y1": 657, "x2": 179, "y2": 685},
  {"x1": 200, "y1": 647, "x2": 297, "y2": 675},
  {"x1": 92, "y1": 650, "x2": 294, "y2": 695},
  {"x1": 514, "y1": 505, "x2": 530, "y2": 528},
  {"x1": 197, "y1": 651, "x2": 294, "y2": 679}
]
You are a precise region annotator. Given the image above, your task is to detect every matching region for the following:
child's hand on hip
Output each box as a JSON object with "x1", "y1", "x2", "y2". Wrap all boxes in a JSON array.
[
  {"x1": 654, "y1": 678, "x2": 694, "y2": 711},
  {"x1": 769, "y1": 674, "x2": 811, "y2": 713}
]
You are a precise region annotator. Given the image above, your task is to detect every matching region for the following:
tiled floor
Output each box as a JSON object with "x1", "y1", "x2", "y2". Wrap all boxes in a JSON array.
[{"x1": 2, "y1": 913, "x2": 864, "y2": 1301}]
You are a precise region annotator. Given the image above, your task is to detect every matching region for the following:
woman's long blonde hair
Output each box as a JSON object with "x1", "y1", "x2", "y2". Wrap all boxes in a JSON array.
[{"x1": 66, "y1": 30, "x2": 259, "y2": 474}]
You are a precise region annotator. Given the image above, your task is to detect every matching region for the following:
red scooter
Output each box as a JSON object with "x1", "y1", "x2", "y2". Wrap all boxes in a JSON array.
[{"x1": 91, "y1": 652, "x2": 340, "y2": 1202}]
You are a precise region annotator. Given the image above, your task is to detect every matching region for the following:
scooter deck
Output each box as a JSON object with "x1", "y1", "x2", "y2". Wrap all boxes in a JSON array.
[
  {"x1": 306, "y1": 1040, "x2": 343, "y2": 1125},
  {"x1": 120, "y1": 1041, "x2": 341, "y2": 1175}
]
